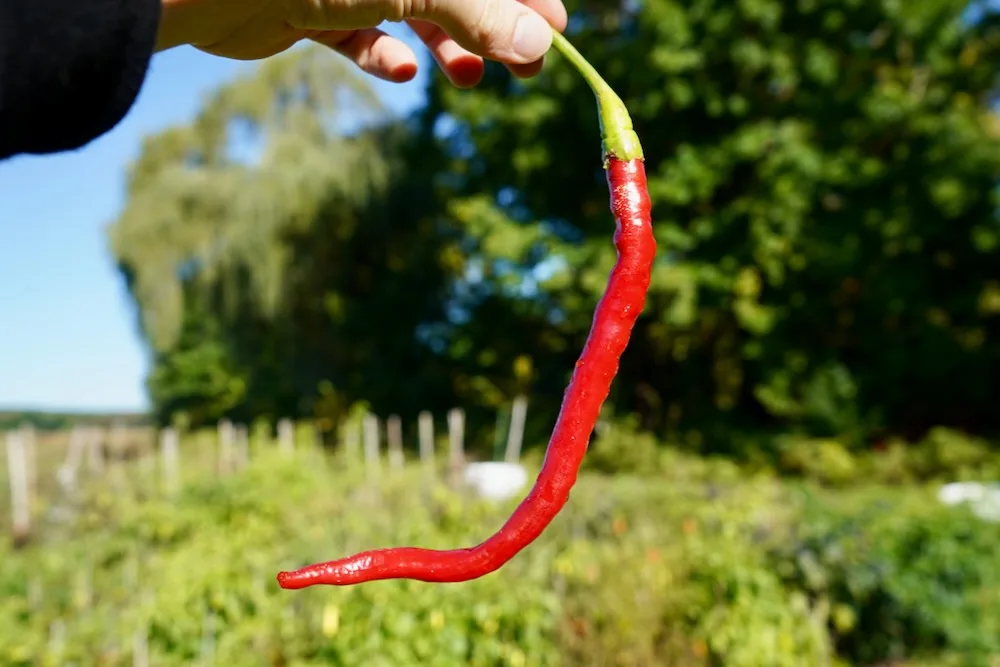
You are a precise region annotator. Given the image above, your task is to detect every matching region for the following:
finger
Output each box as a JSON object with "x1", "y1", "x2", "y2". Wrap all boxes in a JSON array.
[
  {"x1": 413, "y1": 0, "x2": 554, "y2": 65},
  {"x1": 408, "y1": 16, "x2": 542, "y2": 84},
  {"x1": 312, "y1": 28, "x2": 419, "y2": 83},
  {"x1": 506, "y1": 59, "x2": 545, "y2": 79},
  {"x1": 406, "y1": 19, "x2": 484, "y2": 88},
  {"x1": 518, "y1": 0, "x2": 568, "y2": 32},
  {"x1": 504, "y1": 0, "x2": 566, "y2": 77}
]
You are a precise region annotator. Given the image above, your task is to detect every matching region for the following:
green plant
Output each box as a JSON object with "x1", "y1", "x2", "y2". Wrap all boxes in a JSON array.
[
  {"x1": 772, "y1": 490, "x2": 1000, "y2": 665},
  {"x1": 778, "y1": 437, "x2": 859, "y2": 486},
  {"x1": 862, "y1": 438, "x2": 917, "y2": 485},
  {"x1": 3, "y1": 429, "x2": 997, "y2": 666},
  {"x1": 582, "y1": 413, "x2": 664, "y2": 475},
  {"x1": 912, "y1": 427, "x2": 996, "y2": 480}
]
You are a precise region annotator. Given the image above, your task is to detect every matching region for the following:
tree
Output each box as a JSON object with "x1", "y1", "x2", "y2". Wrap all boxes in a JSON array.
[
  {"x1": 418, "y1": 0, "x2": 1000, "y2": 451},
  {"x1": 109, "y1": 48, "x2": 460, "y2": 431},
  {"x1": 112, "y1": 0, "x2": 1000, "y2": 454}
]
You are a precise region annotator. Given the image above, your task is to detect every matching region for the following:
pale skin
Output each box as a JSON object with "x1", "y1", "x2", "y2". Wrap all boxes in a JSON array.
[{"x1": 156, "y1": 0, "x2": 569, "y2": 89}]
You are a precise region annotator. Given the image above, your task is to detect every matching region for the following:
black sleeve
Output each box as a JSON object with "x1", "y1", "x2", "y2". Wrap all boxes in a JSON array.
[{"x1": 0, "y1": 0, "x2": 161, "y2": 160}]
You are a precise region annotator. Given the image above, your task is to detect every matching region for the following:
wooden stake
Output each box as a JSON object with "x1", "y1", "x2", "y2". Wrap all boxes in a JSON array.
[
  {"x1": 418, "y1": 411, "x2": 435, "y2": 477},
  {"x1": 217, "y1": 419, "x2": 234, "y2": 474},
  {"x1": 362, "y1": 414, "x2": 380, "y2": 482},
  {"x1": 505, "y1": 395, "x2": 529, "y2": 463},
  {"x1": 387, "y1": 414, "x2": 404, "y2": 470},
  {"x1": 234, "y1": 424, "x2": 250, "y2": 469},
  {"x1": 448, "y1": 408, "x2": 465, "y2": 484},
  {"x1": 200, "y1": 608, "x2": 216, "y2": 664},
  {"x1": 6, "y1": 430, "x2": 30, "y2": 546},
  {"x1": 48, "y1": 620, "x2": 66, "y2": 659},
  {"x1": 133, "y1": 622, "x2": 149, "y2": 667},
  {"x1": 57, "y1": 425, "x2": 87, "y2": 491},
  {"x1": 160, "y1": 428, "x2": 180, "y2": 496},
  {"x1": 19, "y1": 424, "x2": 36, "y2": 510},
  {"x1": 277, "y1": 418, "x2": 295, "y2": 456}
]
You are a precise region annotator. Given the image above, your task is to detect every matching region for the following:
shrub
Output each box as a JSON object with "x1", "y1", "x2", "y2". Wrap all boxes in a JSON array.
[
  {"x1": 581, "y1": 414, "x2": 664, "y2": 475},
  {"x1": 778, "y1": 437, "x2": 859, "y2": 486},
  {"x1": 911, "y1": 427, "x2": 997, "y2": 480},
  {"x1": 861, "y1": 438, "x2": 917, "y2": 485},
  {"x1": 771, "y1": 489, "x2": 1000, "y2": 665},
  {"x1": 1, "y1": 443, "x2": 996, "y2": 666}
]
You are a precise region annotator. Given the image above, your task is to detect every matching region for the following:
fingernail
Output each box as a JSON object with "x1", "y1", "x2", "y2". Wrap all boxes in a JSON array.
[{"x1": 512, "y1": 12, "x2": 551, "y2": 61}]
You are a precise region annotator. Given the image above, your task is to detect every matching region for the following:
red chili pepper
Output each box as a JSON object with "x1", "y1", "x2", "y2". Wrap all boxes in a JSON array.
[{"x1": 277, "y1": 30, "x2": 654, "y2": 590}]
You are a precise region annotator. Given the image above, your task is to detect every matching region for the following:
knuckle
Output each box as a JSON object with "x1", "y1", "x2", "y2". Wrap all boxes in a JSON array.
[
  {"x1": 475, "y1": 0, "x2": 505, "y2": 48},
  {"x1": 385, "y1": 0, "x2": 413, "y2": 22},
  {"x1": 375, "y1": 0, "x2": 412, "y2": 22}
]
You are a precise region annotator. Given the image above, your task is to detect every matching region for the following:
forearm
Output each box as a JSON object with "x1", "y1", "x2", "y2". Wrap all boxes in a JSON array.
[{"x1": 0, "y1": 0, "x2": 161, "y2": 159}]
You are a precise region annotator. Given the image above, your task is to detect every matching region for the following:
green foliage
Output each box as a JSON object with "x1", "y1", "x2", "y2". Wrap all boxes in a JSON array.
[
  {"x1": 862, "y1": 438, "x2": 919, "y2": 485},
  {"x1": 910, "y1": 426, "x2": 998, "y2": 480},
  {"x1": 772, "y1": 489, "x2": 1000, "y2": 665},
  {"x1": 552, "y1": 476, "x2": 828, "y2": 666},
  {"x1": 2, "y1": 435, "x2": 994, "y2": 666},
  {"x1": 0, "y1": 451, "x2": 563, "y2": 666},
  {"x1": 418, "y1": 0, "x2": 1000, "y2": 451},
  {"x1": 779, "y1": 437, "x2": 858, "y2": 486},
  {"x1": 776, "y1": 427, "x2": 1000, "y2": 486},
  {"x1": 110, "y1": 48, "x2": 461, "y2": 430},
  {"x1": 144, "y1": 296, "x2": 247, "y2": 427},
  {"x1": 114, "y1": 2, "x2": 1000, "y2": 452},
  {"x1": 111, "y1": 49, "x2": 389, "y2": 350},
  {"x1": 581, "y1": 413, "x2": 664, "y2": 474}
]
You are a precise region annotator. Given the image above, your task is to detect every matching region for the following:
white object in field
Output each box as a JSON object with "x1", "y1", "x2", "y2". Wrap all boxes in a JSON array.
[
  {"x1": 938, "y1": 482, "x2": 1000, "y2": 523},
  {"x1": 463, "y1": 462, "x2": 528, "y2": 502}
]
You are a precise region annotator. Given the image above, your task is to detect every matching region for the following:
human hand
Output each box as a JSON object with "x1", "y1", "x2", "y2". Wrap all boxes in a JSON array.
[{"x1": 156, "y1": 0, "x2": 568, "y2": 88}]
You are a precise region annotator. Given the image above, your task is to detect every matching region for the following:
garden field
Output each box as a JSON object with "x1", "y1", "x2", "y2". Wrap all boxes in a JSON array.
[{"x1": 2, "y1": 420, "x2": 998, "y2": 667}]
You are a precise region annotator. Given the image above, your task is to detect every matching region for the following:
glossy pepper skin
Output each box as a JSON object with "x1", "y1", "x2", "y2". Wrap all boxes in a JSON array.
[{"x1": 277, "y1": 31, "x2": 655, "y2": 590}]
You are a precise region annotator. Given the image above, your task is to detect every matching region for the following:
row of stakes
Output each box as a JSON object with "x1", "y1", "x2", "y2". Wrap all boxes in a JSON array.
[{"x1": 4, "y1": 397, "x2": 530, "y2": 546}]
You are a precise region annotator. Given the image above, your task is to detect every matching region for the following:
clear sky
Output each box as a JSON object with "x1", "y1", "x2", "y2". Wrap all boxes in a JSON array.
[{"x1": 0, "y1": 26, "x2": 429, "y2": 413}]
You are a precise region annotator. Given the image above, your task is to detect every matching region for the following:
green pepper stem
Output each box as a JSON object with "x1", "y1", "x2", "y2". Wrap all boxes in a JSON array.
[{"x1": 549, "y1": 30, "x2": 644, "y2": 162}]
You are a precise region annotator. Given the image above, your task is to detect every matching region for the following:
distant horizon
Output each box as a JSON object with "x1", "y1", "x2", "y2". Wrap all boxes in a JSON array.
[{"x1": 0, "y1": 404, "x2": 149, "y2": 415}]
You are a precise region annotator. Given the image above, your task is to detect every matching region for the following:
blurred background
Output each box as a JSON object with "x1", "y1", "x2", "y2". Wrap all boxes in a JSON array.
[{"x1": 2, "y1": 0, "x2": 1000, "y2": 665}]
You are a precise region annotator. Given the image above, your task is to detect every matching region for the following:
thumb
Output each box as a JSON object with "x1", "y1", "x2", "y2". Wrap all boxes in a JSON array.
[{"x1": 414, "y1": 0, "x2": 554, "y2": 64}]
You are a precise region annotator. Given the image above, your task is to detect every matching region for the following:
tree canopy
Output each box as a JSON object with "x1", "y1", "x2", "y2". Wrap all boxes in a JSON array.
[{"x1": 110, "y1": 0, "x2": 1000, "y2": 456}]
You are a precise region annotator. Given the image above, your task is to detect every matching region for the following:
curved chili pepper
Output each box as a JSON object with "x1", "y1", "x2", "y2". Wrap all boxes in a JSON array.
[{"x1": 277, "y1": 30, "x2": 654, "y2": 589}]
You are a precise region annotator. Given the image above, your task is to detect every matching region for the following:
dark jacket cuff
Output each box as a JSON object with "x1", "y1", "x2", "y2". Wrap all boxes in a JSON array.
[{"x1": 0, "y1": 0, "x2": 161, "y2": 159}]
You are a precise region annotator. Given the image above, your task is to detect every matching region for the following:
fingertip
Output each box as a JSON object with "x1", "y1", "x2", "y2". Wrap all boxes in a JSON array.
[
  {"x1": 390, "y1": 61, "x2": 419, "y2": 83},
  {"x1": 528, "y1": 0, "x2": 568, "y2": 33},
  {"x1": 511, "y1": 10, "x2": 553, "y2": 63},
  {"x1": 447, "y1": 55, "x2": 486, "y2": 88},
  {"x1": 507, "y1": 57, "x2": 545, "y2": 80},
  {"x1": 313, "y1": 29, "x2": 420, "y2": 84},
  {"x1": 407, "y1": 19, "x2": 485, "y2": 88}
]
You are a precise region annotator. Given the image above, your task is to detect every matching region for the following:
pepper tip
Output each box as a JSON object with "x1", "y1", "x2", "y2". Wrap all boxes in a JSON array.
[{"x1": 276, "y1": 569, "x2": 306, "y2": 590}]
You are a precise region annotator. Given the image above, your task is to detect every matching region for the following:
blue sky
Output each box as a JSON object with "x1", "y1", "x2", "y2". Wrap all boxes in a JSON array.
[{"x1": 0, "y1": 26, "x2": 429, "y2": 413}]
